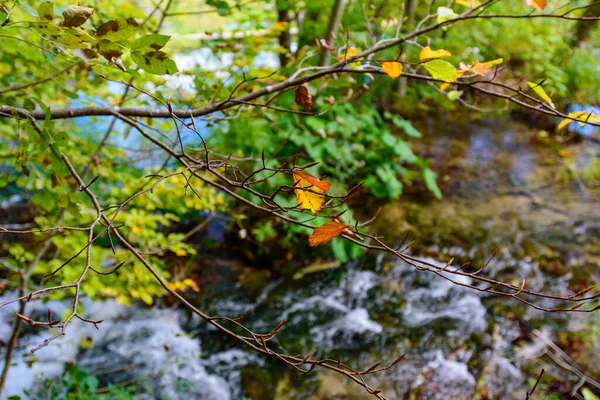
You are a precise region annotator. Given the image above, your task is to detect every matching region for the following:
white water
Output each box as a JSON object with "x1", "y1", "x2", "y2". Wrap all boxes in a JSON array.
[{"x1": 0, "y1": 295, "x2": 238, "y2": 400}]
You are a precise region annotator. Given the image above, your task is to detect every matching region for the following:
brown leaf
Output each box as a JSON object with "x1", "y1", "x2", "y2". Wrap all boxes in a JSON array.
[
  {"x1": 295, "y1": 84, "x2": 312, "y2": 109},
  {"x1": 309, "y1": 221, "x2": 349, "y2": 247},
  {"x1": 62, "y1": 5, "x2": 94, "y2": 28}
]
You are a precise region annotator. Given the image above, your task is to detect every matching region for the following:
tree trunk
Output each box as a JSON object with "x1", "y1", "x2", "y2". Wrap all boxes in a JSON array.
[
  {"x1": 319, "y1": 0, "x2": 345, "y2": 66},
  {"x1": 277, "y1": 1, "x2": 292, "y2": 66},
  {"x1": 400, "y1": 0, "x2": 418, "y2": 98}
]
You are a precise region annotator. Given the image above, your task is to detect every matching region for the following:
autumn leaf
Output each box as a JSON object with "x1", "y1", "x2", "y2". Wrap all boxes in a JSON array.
[
  {"x1": 382, "y1": 61, "x2": 403, "y2": 79},
  {"x1": 457, "y1": 58, "x2": 502, "y2": 77},
  {"x1": 557, "y1": 111, "x2": 600, "y2": 130},
  {"x1": 420, "y1": 46, "x2": 451, "y2": 61},
  {"x1": 337, "y1": 48, "x2": 363, "y2": 63},
  {"x1": 455, "y1": 0, "x2": 481, "y2": 6},
  {"x1": 527, "y1": 82, "x2": 554, "y2": 108},
  {"x1": 295, "y1": 84, "x2": 312, "y2": 108},
  {"x1": 308, "y1": 221, "x2": 349, "y2": 246},
  {"x1": 293, "y1": 170, "x2": 332, "y2": 214},
  {"x1": 525, "y1": 0, "x2": 547, "y2": 10}
]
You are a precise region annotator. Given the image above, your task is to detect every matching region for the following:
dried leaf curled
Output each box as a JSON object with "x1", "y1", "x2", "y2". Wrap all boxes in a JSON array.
[{"x1": 295, "y1": 85, "x2": 312, "y2": 108}]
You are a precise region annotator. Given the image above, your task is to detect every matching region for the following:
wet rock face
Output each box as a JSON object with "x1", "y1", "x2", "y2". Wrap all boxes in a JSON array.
[
  {"x1": 479, "y1": 356, "x2": 525, "y2": 400},
  {"x1": 417, "y1": 354, "x2": 476, "y2": 400}
]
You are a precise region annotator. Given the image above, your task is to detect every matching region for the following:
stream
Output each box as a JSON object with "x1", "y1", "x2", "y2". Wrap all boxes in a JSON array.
[{"x1": 1, "y1": 117, "x2": 599, "y2": 399}]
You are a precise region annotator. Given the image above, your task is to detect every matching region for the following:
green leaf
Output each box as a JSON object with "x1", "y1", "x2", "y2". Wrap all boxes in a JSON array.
[
  {"x1": 207, "y1": 0, "x2": 231, "y2": 16},
  {"x1": 132, "y1": 34, "x2": 171, "y2": 52},
  {"x1": 62, "y1": 5, "x2": 94, "y2": 28},
  {"x1": 18, "y1": 1, "x2": 38, "y2": 17},
  {"x1": 96, "y1": 18, "x2": 138, "y2": 42},
  {"x1": 423, "y1": 59, "x2": 457, "y2": 83},
  {"x1": 131, "y1": 51, "x2": 179, "y2": 75},
  {"x1": 96, "y1": 40, "x2": 122, "y2": 61},
  {"x1": 423, "y1": 168, "x2": 442, "y2": 199},
  {"x1": 38, "y1": 2, "x2": 54, "y2": 21},
  {"x1": 391, "y1": 115, "x2": 422, "y2": 138},
  {"x1": 437, "y1": 6, "x2": 458, "y2": 24},
  {"x1": 447, "y1": 90, "x2": 463, "y2": 101},
  {"x1": 583, "y1": 388, "x2": 600, "y2": 400},
  {"x1": 527, "y1": 81, "x2": 555, "y2": 108}
]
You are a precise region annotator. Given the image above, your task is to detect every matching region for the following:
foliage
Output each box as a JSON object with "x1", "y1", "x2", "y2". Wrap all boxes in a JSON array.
[{"x1": 25, "y1": 365, "x2": 141, "y2": 400}]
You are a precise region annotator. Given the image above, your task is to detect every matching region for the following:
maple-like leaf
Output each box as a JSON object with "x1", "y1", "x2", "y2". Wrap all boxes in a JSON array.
[
  {"x1": 295, "y1": 84, "x2": 312, "y2": 108},
  {"x1": 293, "y1": 170, "x2": 332, "y2": 214},
  {"x1": 308, "y1": 221, "x2": 349, "y2": 247},
  {"x1": 382, "y1": 61, "x2": 403, "y2": 79},
  {"x1": 419, "y1": 46, "x2": 451, "y2": 61},
  {"x1": 525, "y1": 0, "x2": 547, "y2": 10}
]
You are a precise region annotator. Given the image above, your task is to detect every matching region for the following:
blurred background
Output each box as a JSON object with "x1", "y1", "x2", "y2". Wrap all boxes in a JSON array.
[{"x1": 0, "y1": 0, "x2": 599, "y2": 399}]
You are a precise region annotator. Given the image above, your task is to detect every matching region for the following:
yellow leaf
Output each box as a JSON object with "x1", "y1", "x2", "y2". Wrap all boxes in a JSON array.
[
  {"x1": 455, "y1": 0, "x2": 481, "y2": 6},
  {"x1": 557, "y1": 111, "x2": 600, "y2": 130},
  {"x1": 308, "y1": 221, "x2": 349, "y2": 247},
  {"x1": 337, "y1": 48, "x2": 363, "y2": 63},
  {"x1": 132, "y1": 226, "x2": 141, "y2": 233},
  {"x1": 557, "y1": 118, "x2": 572, "y2": 131},
  {"x1": 558, "y1": 148, "x2": 570, "y2": 158},
  {"x1": 440, "y1": 83, "x2": 450, "y2": 91},
  {"x1": 382, "y1": 61, "x2": 403, "y2": 79},
  {"x1": 272, "y1": 21, "x2": 289, "y2": 31},
  {"x1": 293, "y1": 170, "x2": 332, "y2": 214},
  {"x1": 525, "y1": 0, "x2": 547, "y2": 10},
  {"x1": 420, "y1": 46, "x2": 451, "y2": 61},
  {"x1": 175, "y1": 248, "x2": 187, "y2": 256}
]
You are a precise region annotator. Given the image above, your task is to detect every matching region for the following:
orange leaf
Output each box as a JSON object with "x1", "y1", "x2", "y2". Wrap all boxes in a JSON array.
[
  {"x1": 382, "y1": 61, "x2": 403, "y2": 79},
  {"x1": 458, "y1": 58, "x2": 502, "y2": 77},
  {"x1": 419, "y1": 46, "x2": 451, "y2": 61},
  {"x1": 308, "y1": 221, "x2": 349, "y2": 246},
  {"x1": 526, "y1": 0, "x2": 546, "y2": 10},
  {"x1": 293, "y1": 170, "x2": 332, "y2": 214},
  {"x1": 295, "y1": 84, "x2": 312, "y2": 108}
]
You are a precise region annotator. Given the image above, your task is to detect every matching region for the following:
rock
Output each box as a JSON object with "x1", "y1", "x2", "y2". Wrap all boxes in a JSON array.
[
  {"x1": 417, "y1": 353, "x2": 476, "y2": 400},
  {"x1": 477, "y1": 356, "x2": 526, "y2": 399}
]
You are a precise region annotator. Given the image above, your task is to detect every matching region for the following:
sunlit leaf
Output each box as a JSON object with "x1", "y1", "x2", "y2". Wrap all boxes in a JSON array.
[
  {"x1": 420, "y1": 46, "x2": 451, "y2": 61},
  {"x1": 308, "y1": 221, "x2": 348, "y2": 247},
  {"x1": 557, "y1": 111, "x2": 600, "y2": 130},
  {"x1": 527, "y1": 82, "x2": 555, "y2": 108},
  {"x1": 132, "y1": 34, "x2": 171, "y2": 52},
  {"x1": 423, "y1": 59, "x2": 457, "y2": 83},
  {"x1": 337, "y1": 48, "x2": 363, "y2": 63},
  {"x1": 457, "y1": 58, "x2": 503, "y2": 77},
  {"x1": 96, "y1": 18, "x2": 138, "y2": 42},
  {"x1": 437, "y1": 7, "x2": 458, "y2": 25},
  {"x1": 525, "y1": 0, "x2": 547, "y2": 10},
  {"x1": 447, "y1": 90, "x2": 463, "y2": 101},
  {"x1": 131, "y1": 51, "x2": 179, "y2": 75},
  {"x1": 38, "y1": 2, "x2": 54, "y2": 21},
  {"x1": 455, "y1": 0, "x2": 481, "y2": 7},
  {"x1": 382, "y1": 61, "x2": 403, "y2": 79},
  {"x1": 293, "y1": 170, "x2": 332, "y2": 214},
  {"x1": 62, "y1": 5, "x2": 94, "y2": 28}
]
